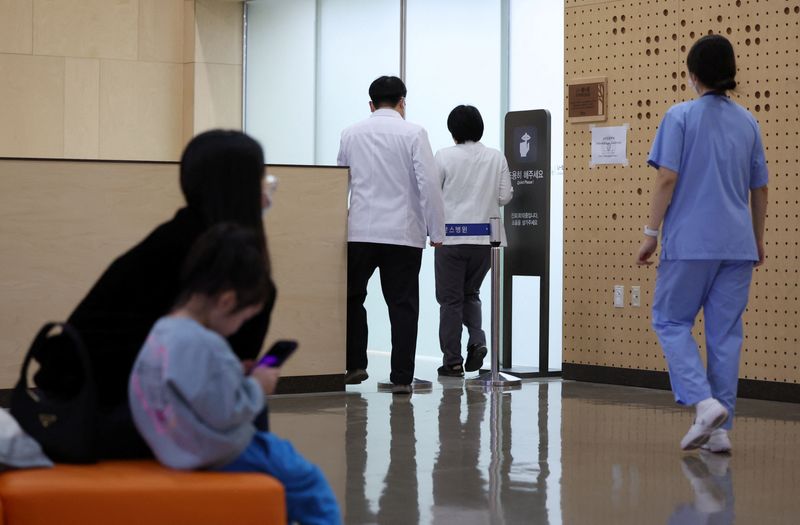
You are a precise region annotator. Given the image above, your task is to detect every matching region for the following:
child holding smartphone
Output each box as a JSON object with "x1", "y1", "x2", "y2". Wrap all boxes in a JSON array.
[{"x1": 129, "y1": 223, "x2": 341, "y2": 525}]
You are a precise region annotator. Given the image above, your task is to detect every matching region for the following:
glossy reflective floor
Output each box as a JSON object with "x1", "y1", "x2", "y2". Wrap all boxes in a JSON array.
[{"x1": 268, "y1": 354, "x2": 800, "y2": 524}]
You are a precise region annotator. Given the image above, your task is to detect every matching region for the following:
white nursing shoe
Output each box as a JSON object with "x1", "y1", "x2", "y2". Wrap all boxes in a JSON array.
[
  {"x1": 701, "y1": 429, "x2": 732, "y2": 454},
  {"x1": 680, "y1": 398, "x2": 729, "y2": 451}
]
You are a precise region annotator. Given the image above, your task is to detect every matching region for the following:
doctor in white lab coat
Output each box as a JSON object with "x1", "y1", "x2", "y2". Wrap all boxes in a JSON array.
[{"x1": 337, "y1": 75, "x2": 445, "y2": 393}]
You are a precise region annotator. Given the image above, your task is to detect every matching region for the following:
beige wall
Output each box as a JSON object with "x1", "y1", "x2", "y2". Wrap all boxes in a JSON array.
[
  {"x1": 0, "y1": 2, "x2": 349, "y2": 388},
  {"x1": 185, "y1": 0, "x2": 245, "y2": 139},
  {"x1": 0, "y1": 0, "x2": 244, "y2": 161},
  {"x1": 563, "y1": 0, "x2": 800, "y2": 383},
  {"x1": 0, "y1": 159, "x2": 348, "y2": 389},
  {"x1": 263, "y1": 165, "x2": 348, "y2": 379}
]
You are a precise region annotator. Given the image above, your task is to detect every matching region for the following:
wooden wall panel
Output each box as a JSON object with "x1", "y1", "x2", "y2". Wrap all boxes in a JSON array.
[
  {"x1": 262, "y1": 165, "x2": 348, "y2": 378},
  {"x1": 0, "y1": 0, "x2": 244, "y2": 161},
  {"x1": 0, "y1": 159, "x2": 347, "y2": 388},
  {"x1": 563, "y1": 0, "x2": 800, "y2": 383}
]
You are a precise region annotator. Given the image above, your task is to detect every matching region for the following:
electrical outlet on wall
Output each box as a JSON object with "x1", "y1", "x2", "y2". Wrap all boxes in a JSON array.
[
  {"x1": 614, "y1": 285, "x2": 624, "y2": 308},
  {"x1": 631, "y1": 286, "x2": 641, "y2": 307}
]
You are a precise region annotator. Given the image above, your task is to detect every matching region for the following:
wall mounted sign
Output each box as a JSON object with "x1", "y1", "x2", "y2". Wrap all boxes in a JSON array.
[
  {"x1": 590, "y1": 124, "x2": 629, "y2": 166},
  {"x1": 567, "y1": 77, "x2": 607, "y2": 123}
]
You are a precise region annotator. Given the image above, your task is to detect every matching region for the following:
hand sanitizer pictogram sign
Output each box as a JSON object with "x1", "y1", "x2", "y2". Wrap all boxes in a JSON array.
[
  {"x1": 512, "y1": 126, "x2": 537, "y2": 164},
  {"x1": 520, "y1": 132, "x2": 531, "y2": 158}
]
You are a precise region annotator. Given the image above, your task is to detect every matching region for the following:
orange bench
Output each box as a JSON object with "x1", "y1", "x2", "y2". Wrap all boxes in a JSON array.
[{"x1": 0, "y1": 461, "x2": 285, "y2": 525}]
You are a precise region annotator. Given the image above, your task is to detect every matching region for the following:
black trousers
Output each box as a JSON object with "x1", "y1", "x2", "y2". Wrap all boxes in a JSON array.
[{"x1": 347, "y1": 242, "x2": 422, "y2": 385}]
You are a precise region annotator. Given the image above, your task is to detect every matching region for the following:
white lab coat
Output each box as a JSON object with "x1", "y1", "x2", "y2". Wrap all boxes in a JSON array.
[
  {"x1": 337, "y1": 108, "x2": 445, "y2": 248},
  {"x1": 435, "y1": 141, "x2": 513, "y2": 246}
]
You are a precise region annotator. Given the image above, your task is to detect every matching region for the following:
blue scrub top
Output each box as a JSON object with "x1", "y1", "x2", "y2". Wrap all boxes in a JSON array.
[{"x1": 648, "y1": 93, "x2": 769, "y2": 261}]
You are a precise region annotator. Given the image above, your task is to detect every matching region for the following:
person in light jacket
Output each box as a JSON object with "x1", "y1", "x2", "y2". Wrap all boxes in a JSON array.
[
  {"x1": 337, "y1": 76, "x2": 446, "y2": 394},
  {"x1": 434, "y1": 105, "x2": 513, "y2": 377}
]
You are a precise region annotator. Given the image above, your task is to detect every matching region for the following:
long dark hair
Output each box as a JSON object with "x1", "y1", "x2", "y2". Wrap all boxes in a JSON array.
[
  {"x1": 687, "y1": 35, "x2": 737, "y2": 92},
  {"x1": 179, "y1": 130, "x2": 267, "y2": 254}
]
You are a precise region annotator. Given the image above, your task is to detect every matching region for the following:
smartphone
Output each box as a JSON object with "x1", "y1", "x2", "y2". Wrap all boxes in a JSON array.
[{"x1": 256, "y1": 340, "x2": 298, "y2": 368}]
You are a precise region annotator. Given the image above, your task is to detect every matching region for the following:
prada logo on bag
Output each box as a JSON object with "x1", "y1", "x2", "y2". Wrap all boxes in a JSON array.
[{"x1": 39, "y1": 414, "x2": 57, "y2": 428}]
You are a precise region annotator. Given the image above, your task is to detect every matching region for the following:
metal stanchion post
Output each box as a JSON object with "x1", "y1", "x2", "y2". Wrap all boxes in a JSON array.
[{"x1": 467, "y1": 217, "x2": 521, "y2": 390}]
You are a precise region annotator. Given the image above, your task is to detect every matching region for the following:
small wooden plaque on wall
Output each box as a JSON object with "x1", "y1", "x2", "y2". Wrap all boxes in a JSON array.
[{"x1": 567, "y1": 77, "x2": 607, "y2": 123}]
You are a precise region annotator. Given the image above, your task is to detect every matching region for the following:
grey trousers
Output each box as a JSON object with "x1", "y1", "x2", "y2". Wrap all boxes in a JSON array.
[{"x1": 434, "y1": 245, "x2": 491, "y2": 366}]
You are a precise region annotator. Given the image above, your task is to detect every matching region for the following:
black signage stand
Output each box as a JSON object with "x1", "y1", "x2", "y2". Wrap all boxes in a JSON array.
[{"x1": 501, "y1": 110, "x2": 560, "y2": 378}]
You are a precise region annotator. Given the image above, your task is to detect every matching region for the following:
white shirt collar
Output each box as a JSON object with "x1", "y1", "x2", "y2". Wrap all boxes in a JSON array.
[{"x1": 371, "y1": 108, "x2": 402, "y2": 119}]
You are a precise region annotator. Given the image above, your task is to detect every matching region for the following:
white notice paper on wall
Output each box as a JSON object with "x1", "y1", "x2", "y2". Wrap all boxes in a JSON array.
[{"x1": 590, "y1": 124, "x2": 628, "y2": 166}]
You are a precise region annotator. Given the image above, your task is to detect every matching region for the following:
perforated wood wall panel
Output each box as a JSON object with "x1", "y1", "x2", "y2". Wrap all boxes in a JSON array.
[{"x1": 563, "y1": 0, "x2": 800, "y2": 383}]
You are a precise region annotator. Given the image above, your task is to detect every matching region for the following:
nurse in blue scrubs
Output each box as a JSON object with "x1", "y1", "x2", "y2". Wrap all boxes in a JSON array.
[{"x1": 637, "y1": 35, "x2": 769, "y2": 453}]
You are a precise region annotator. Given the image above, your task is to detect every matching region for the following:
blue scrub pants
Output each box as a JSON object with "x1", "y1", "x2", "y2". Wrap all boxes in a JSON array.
[
  {"x1": 218, "y1": 432, "x2": 342, "y2": 525},
  {"x1": 652, "y1": 260, "x2": 753, "y2": 429}
]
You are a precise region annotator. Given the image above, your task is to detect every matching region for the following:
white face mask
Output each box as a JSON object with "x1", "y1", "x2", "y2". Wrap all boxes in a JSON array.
[
  {"x1": 688, "y1": 75, "x2": 700, "y2": 95},
  {"x1": 262, "y1": 174, "x2": 278, "y2": 216}
]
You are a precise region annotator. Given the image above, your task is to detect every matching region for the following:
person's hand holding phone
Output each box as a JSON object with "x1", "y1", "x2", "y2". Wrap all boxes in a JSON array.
[
  {"x1": 241, "y1": 359, "x2": 256, "y2": 375},
  {"x1": 249, "y1": 340, "x2": 297, "y2": 395},
  {"x1": 251, "y1": 366, "x2": 281, "y2": 395},
  {"x1": 256, "y1": 340, "x2": 297, "y2": 368}
]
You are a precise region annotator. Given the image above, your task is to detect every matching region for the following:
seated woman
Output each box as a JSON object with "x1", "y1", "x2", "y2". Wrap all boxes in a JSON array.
[{"x1": 32, "y1": 130, "x2": 276, "y2": 459}]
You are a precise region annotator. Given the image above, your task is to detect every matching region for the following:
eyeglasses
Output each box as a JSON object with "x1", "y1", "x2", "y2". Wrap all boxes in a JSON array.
[{"x1": 263, "y1": 174, "x2": 278, "y2": 194}]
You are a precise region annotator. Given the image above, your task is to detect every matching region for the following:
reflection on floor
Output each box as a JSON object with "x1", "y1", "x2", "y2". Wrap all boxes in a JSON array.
[{"x1": 267, "y1": 354, "x2": 800, "y2": 524}]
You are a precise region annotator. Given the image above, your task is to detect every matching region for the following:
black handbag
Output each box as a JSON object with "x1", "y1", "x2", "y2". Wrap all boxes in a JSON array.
[{"x1": 10, "y1": 322, "x2": 98, "y2": 464}]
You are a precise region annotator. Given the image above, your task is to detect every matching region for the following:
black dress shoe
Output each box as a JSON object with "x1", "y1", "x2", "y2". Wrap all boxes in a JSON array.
[
  {"x1": 437, "y1": 364, "x2": 465, "y2": 377},
  {"x1": 465, "y1": 344, "x2": 487, "y2": 372},
  {"x1": 345, "y1": 369, "x2": 368, "y2": 384}
]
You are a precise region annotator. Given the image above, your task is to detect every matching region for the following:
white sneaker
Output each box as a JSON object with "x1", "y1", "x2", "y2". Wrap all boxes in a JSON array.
[
  {"x1": 701, "y1": 429, "x2": 732, "y2": 454},
  {"x1": 680, "y1": 398, "x2": 729, "y2": 451}
]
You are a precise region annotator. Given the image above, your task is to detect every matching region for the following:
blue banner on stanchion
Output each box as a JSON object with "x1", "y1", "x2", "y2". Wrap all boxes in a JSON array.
[{"x1": 445, "y1": 223, "x2": 490, "y2": 236}]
